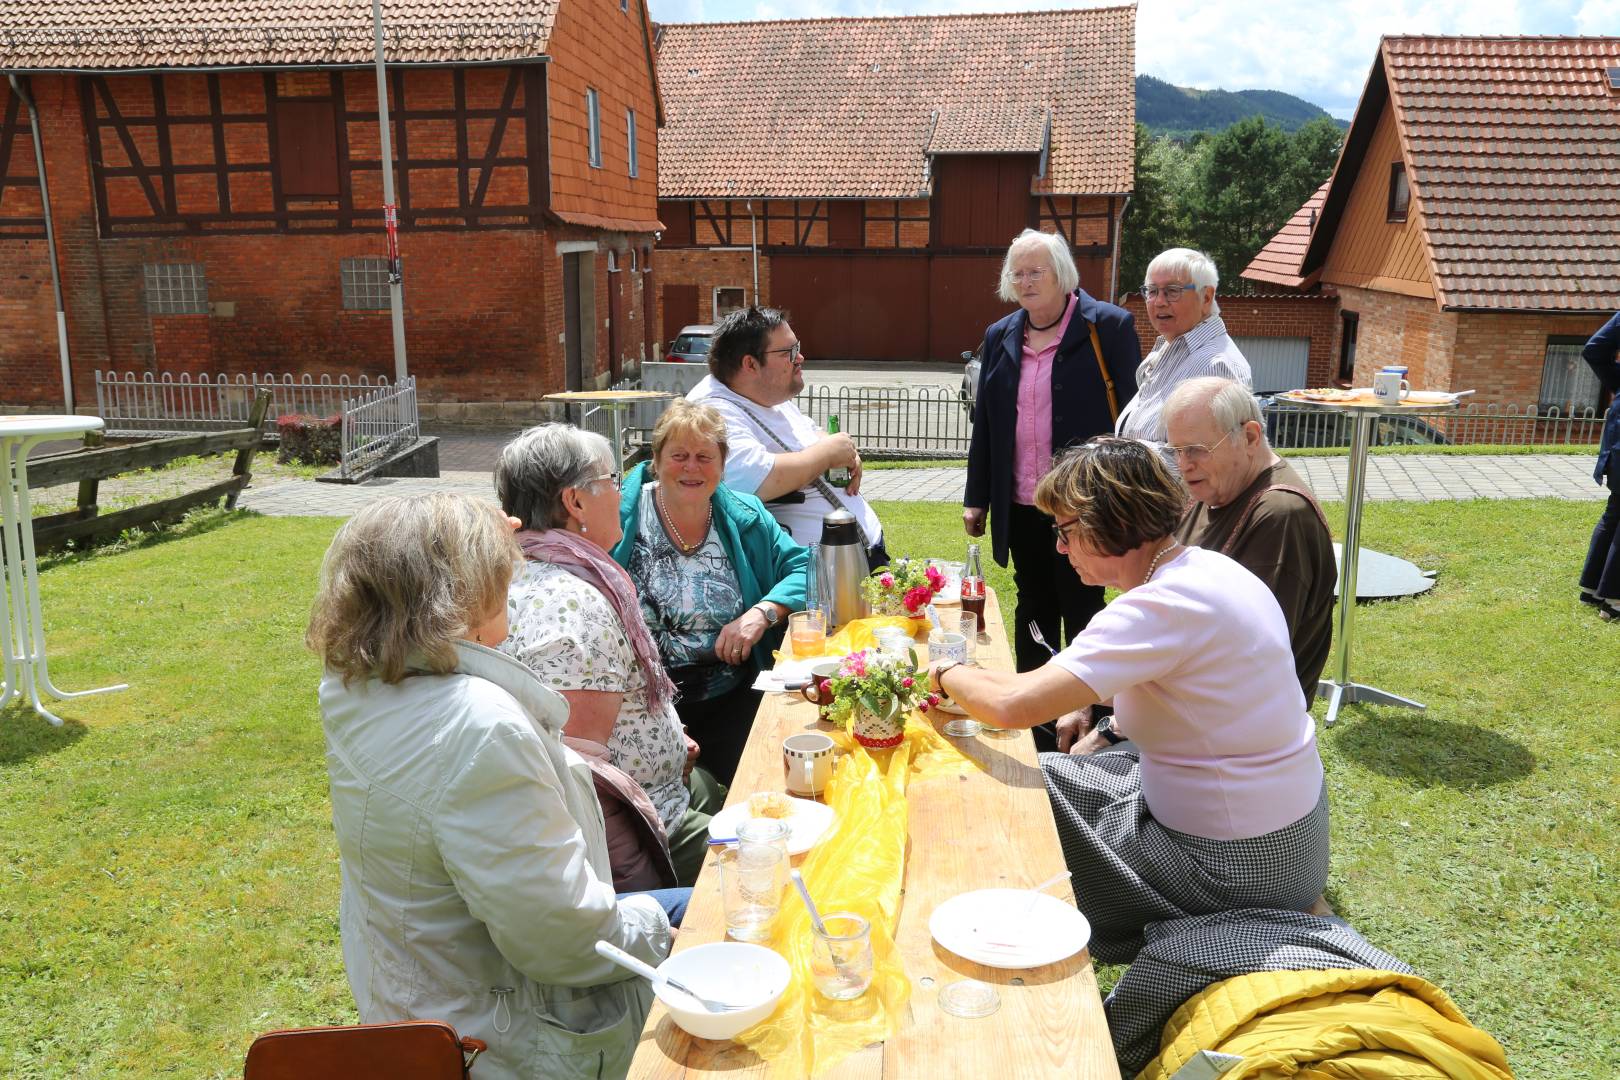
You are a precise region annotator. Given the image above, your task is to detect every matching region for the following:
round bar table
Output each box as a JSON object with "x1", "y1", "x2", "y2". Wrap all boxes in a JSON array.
[
  {"x1": 1276, "y1": 392, "x2": 1460, "y2": 727},
  {"x1": 1, "y1": 415, "x2": 129, "y2": 726},
  {"x1": 542, "y1": 389, "x2": 675, "y2": 474}
]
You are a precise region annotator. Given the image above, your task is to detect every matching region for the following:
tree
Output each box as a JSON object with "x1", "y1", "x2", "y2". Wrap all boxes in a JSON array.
[
  {"x1": 1188, "y1": 116, "x2": 1291, "y2": 287},
  {"x1": 1119, "y1": 124, "x2": 1193, "y2": 292}
]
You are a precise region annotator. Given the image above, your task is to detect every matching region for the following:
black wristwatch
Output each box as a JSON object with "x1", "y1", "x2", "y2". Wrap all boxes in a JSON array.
[{"x1": 1095, "y1": 715, "x2": 1125, "y2": 745}]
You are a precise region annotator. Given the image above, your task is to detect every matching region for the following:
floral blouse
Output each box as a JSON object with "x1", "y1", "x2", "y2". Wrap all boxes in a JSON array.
[{"x1": 502, "y1": 560, "x2": 691, "y2": 828}]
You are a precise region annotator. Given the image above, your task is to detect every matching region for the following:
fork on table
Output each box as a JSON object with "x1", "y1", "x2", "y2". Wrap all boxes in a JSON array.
[{"x1": 1027, "y1": 621, "x2": 1058, "y2": 656}]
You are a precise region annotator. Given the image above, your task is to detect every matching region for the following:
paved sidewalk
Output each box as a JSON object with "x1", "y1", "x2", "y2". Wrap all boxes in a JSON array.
[{"x1": 236, "y1": 437, "x2": 1605, "y2": 517}]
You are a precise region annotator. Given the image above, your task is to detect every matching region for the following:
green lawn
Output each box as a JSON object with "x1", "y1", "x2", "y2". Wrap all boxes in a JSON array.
[{"x1": 1, "y1": 500, "x2": 1614, "y2": 1076}]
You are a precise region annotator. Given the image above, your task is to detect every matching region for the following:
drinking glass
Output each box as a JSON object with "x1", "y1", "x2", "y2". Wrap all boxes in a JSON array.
[
  {"x1": 736, "y1": 817, "x2": 792, "y2": 865},
  {"x1": 872, "y1": 625, "x2": 914, "y2": 661},
  {"x1": 717, "y1": 844, "x2": 784, "y2": 942},
  {"x1": 810, "y1": 912, "x2": 874, "y2": 1000},
  {"x1": 927, "y1": 559, "x2": 964, "y2": 604},
  {"x1": 788, "y1": 609, "x2": 827, "y2": 658},
  {"x1": 931, "y1": 610, "x2": 980, "y2": 737}
]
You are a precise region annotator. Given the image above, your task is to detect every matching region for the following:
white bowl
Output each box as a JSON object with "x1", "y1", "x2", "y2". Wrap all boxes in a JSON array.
[{"x1": 656, "y1": 942, "x2": 791, "y2": 1041}]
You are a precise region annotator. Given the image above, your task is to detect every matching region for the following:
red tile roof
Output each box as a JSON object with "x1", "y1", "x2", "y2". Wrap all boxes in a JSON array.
[
  {"x1": 655, "y1": 7, "x2": 1135, "y2": 200},
  {"x1": 0, "y1": 1, "x2": 559, "y2": 70},
  {"x1": 1242, "y1": 181, "x2": 1329, "y2": 289},
  {"x1": 1293, "y1": 35, "x2": 1620, "y2": 312}
]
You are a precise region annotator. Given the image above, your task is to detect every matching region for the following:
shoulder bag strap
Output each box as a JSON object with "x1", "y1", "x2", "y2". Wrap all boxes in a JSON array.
[
  {"x1": 1219, "y1": 483, "x2": 1332, "y2": 556},
  {"x1": 1088, "y1": 321, "x2": 1120, "y2": 422},
  {"x1": 726, "y1": 396, "x2": 871, "y2": 550}
]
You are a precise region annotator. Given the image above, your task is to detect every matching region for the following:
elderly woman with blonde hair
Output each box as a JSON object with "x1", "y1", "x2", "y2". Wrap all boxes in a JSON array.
[
  {"x1": 497, "y1": 423, "x2": 724, "y2": 888},
  {"x1": 963, "y1": 227, "x2": 1142, "y2": 741},
  {"x1": 308, "y1": 491, "x2": 679, "y2": 1080},
  {"x1": 610, "y1": 399, "x2": 807, "y2": 786},
  {"x1": 930, "y1": 436, "x2": 1328, "y2": 963}
]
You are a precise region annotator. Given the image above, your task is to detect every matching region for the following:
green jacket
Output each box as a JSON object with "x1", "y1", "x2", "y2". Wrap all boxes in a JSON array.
[{"x1": 612, "y1": 461, "x2": 809, "y2": 672}]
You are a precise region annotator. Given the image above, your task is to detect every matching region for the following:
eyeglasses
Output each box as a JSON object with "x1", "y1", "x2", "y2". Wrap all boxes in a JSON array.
[
  {"x1": 763, "y1": 341, "x2": 803, "y2": 363},
  {"x1": 1050, "y1": 516, "x2": 1080, "y2": 547},
  {"x1": 581, "y1": 471, "x2": 621, "y2": 491},
  {"x1": 1009, "y1": 267, "x2": 1050, "y2": 285},
  {"x1": 1167, "y1": 429, "x2": 1235, "y2": 463},
  {"x1": 1141, "y1": 282, "x2": 1202, "y2": 302}
]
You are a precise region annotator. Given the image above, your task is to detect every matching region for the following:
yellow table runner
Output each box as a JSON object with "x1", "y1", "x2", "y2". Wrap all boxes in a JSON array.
[{"x1": 736, "y1": 716, "x2": 974, "y2": 1076}]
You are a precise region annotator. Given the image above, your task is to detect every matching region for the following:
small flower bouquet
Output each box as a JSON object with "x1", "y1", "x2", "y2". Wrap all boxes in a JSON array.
[
  {"x1": 824, "y1": 648, "x2": 941, "y2": 748},
  {"x1": 860, "y1": 558, "x2": 945, "y2": 618}
]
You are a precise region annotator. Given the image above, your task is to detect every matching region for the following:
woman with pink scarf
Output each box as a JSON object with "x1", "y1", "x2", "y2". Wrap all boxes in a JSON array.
[{"x1": 496, "y1": 424, "x2": 724, "y2": 887}]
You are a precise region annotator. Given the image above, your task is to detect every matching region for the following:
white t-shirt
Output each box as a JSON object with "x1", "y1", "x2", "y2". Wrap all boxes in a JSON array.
[
  {"x1": 687, "y1": 374, "x2": 883, "y2": 548},
  {"x1": 1051, "y1": 545, "x2": 1322, "y2": 841}
]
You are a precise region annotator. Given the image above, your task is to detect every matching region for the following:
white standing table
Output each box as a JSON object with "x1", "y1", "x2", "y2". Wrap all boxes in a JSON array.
[
  {"x1": 1276, "y1": 392, "x2": 1460, "y2": 727},
  {"x1": 1, "y1": 415, "x2": 129, "y2": 726}
]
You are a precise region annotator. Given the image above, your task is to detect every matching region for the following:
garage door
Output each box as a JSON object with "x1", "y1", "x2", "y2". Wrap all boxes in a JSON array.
[{"x1": 1233, "y1": 336, "x2": 1309, "y2": 394}]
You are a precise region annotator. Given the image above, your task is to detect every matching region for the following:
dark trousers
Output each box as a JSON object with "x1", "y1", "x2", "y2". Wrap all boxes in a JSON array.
[
  {"x1": 1581, "y1": 483, "x2": 1620, "y2": 601},
  {"x1": 677, "y1": 675, "x2": 762, "y2": 788},
  {"x1": 1007, "y1": 501, "x2": 1107, "y2": 753}
]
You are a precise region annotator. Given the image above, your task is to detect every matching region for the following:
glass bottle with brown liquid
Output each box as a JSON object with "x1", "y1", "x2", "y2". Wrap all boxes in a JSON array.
[{"x1": 960, "y1": 540, "x2": 986, "y2": 623}]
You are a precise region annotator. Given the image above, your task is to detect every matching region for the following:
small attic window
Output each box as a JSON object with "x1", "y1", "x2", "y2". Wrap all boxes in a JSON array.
[
  {"x1": 1387, "y1": 162, "x2": 1410, "y2": 223},
  {"x1": 1607, "y1": 65, "x2": 1620, "y2": 90}
]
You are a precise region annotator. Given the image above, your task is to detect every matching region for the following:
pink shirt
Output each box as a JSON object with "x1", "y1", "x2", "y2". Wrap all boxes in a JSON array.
[
  {"x1": 1013, "y1": 294, "x2": 1077, "y2": 504},
  {"x1": 1050, "y1": 546, "x2": 1323, "y2": 841}
]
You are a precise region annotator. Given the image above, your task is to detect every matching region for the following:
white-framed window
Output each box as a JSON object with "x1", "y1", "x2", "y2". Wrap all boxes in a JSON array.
[
  {"x1": 587, "y1": 88, "x2": 602, "y2": 168},
  {"x1": 629, "y1": 248, "x2": 638, "y2": 272},
  {"x1": 627, "y1": 108, "x2": 638, "y2": 178},
  {"x1": 606, "y1": 249, "x2": 619, "y2": 272},
  {"x1": 1539, "y1": 336, "x2": 1603, "y2": 416},
  {"x1": 714, "y1": 286, "x2": 746, "y2": 320}
]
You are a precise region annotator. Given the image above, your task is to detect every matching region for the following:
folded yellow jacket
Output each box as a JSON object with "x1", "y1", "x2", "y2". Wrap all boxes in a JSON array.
[{"x1": 1139, "y1": 967, "x2": 1514, "y2": 1080}]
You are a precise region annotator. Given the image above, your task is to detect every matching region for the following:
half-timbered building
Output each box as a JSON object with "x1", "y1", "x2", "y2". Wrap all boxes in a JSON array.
[
  {"x1": 652, "y1": 7, "x2": 1135, "y2": 363},
  {"x1": 0, "y1": 1, "x2": 663, "y2": 411}
]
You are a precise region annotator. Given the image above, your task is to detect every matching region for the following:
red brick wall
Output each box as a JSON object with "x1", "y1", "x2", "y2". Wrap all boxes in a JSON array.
[
  {"x1": 0, "y1": 54, "x2": 659, "y2": 408},
  {"x1": 655, "y1": 249, "x2": 765, "y2": 333},
  {"x1": 1121, "y1": 291, "x2": 1341, "y2": 389},
  {"x1": 1450, "y1": 308, "x2": 1610, "y2": 407},
  {"x1": 1332, "y1": 285, "x2": 1456, "y2": 392}
]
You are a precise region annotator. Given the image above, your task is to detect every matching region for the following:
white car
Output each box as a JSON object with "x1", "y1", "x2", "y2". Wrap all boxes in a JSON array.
[
  {"x1": 665, "y1": 324, "x2": 714, "y2": 363},
  {"x1": 959, "y1": 349, "x2": 981, "y2": 417}
]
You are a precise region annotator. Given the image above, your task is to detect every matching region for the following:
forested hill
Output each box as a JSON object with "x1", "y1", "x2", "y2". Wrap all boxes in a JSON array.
[{"x1": 1136, "y1": 75, "x2": 1348, "y2": 136}]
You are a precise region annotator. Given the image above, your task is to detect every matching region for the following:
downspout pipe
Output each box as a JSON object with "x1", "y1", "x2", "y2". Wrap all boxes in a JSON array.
[
  {"x1": 8, "y1": 73, "x2": 73, "y2": 412},
  {"x1": 1109, "y1": 193, "x2": 1130, "y2": 306}
]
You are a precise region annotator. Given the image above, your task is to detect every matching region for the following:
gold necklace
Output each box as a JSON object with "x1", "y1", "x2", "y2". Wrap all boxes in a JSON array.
[
  {"x1": 656, "y1": 486, "x2": 710, "y2": 556},
  {"x1": 1141, "y1": 541, "x2": 1178, "y2": 587}
]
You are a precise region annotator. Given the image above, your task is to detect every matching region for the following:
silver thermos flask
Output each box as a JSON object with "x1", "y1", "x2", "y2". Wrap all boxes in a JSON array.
[{"x1": 818, "y1": 508, "x2": 869, "y2": 629}]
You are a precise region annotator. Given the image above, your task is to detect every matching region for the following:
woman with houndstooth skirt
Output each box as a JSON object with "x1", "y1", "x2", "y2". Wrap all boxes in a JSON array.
[{"x1": 929, "y1": 436, "x2": 1329, "y2": 963}]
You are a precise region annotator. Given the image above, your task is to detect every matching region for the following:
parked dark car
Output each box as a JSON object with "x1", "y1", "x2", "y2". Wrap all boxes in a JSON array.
[
  {"x1": 665, "y1": 324, "x2": 714, "y2": 363},
  {"x1": 1262, "y1": 397, "x2": 1450, "y2": 448},
  {"x1": 960, "y1": 349, "x2": 981, "y2": 417}
]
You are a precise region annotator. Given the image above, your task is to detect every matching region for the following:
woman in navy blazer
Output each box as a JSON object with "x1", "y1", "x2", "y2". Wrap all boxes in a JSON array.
[
  {"x1": 964, "y1": 229, "x2": 1142, "y2": 730},
  {"x1": 1581, "y1": 310, "x2": 1620, "y2": 619}
]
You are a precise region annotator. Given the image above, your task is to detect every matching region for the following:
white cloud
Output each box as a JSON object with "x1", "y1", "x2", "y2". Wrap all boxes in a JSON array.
[{"x1": 1573, "y1": 0, "x2": 1620, "y2": 33}]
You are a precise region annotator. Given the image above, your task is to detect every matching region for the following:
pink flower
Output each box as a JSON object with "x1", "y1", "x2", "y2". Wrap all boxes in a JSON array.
[
  {"x1": 901, "y1": 676, "x2": 914, "y2": 688},
  {"x1": 925, "y1": 565, "x2": 944, "y2": 589},
  {"x1": 928, "y1": 694, "x2": 941, "y2": 706},
  {"x1": 880, "y1": 573, "x2": 895, "y2": 589},
  {"x1": 918, "y1": 701, "x2": 930, "y2": 713},
  {"x1": 903, "y1": 585, "x2": 931, "y2": 613}
]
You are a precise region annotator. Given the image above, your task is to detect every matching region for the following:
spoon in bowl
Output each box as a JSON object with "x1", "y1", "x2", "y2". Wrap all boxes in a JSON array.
[{"x1": 594, "y1": 940, "x2": 749, "y2": 1014}]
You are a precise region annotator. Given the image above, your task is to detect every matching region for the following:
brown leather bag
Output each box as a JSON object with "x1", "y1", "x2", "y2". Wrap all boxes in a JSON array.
[{"x1": 244, "y1": 1019, "x2": 487, "y2": 1079}]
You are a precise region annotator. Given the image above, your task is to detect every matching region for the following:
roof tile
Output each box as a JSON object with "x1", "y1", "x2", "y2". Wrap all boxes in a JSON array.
[{"x1": 654, "y1": 7, "x2": 1135, "y2": 199}]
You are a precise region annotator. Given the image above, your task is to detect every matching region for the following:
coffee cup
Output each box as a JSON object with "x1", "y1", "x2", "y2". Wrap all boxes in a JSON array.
[
  {"x1": 783, "y1": 732, "x2": 837, "y2": 797},
  {"x1": 798, "y1": 661, "x2": 842, "y2": 720},
  {"x1": 1372, "y1": 370, "x2": 1410, "y2": 403}
]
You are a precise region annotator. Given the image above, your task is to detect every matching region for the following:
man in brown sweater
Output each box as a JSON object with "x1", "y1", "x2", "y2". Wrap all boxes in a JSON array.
[{"x1": 1166, "y1": 377, "x2": 1336, "y2": 702}]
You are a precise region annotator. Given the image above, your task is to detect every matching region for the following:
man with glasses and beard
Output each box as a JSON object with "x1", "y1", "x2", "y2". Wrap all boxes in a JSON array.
[
  {"x1": 1166, "y1": 377, "x2": 1335, "y2": 703},
  {"x1": 687, "y1": 306, "x2": 887, "y2": 566}
]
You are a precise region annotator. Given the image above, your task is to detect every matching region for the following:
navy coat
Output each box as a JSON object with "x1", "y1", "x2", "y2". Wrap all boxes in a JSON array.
[
  {"x1": 1583, "y1": 311, "x2": 1620, "y2": 489},
  {"x1": 964, "y1": 289, "x2": 1143, "y2": 567}
]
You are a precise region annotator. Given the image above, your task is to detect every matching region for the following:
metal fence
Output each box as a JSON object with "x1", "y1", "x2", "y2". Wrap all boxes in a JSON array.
[
  {"x1": 793, "y1": 385, "x2": 971, "y2": 458},
  {"x1": 1264, "y1": 397, "x2": 1604, "y2": 449},
  {"x1": 94, "y1": 370, "x2": 395, "y2": 440},
  {"x1": 339, "y1": 376, "x2": 420, "y2": 479}
]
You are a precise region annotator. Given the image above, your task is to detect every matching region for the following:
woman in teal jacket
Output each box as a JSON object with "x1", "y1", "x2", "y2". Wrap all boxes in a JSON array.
[{"x1": 612, "y1": 400, "x2": 808, "y2": 783}]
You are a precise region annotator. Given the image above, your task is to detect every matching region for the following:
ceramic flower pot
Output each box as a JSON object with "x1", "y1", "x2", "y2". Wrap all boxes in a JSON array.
[{"x1": 852, "y1": 704, "x2": 906, "y2": 749}]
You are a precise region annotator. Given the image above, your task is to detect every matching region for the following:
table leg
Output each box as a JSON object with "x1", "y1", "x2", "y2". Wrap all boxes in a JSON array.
[
  {"x1": 1319, "y1": 409, "x2": 1424, "y2": 727},
  {"x1": 1, "y1": 435, "x2": 128, "y2": 726}
]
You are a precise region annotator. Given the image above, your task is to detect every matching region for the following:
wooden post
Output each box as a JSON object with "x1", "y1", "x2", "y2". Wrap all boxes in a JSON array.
[
  {"x1": 226, "y1": 388, "x2": 272, "y2": 511},
  {"x1": 75, "y1": 429, "x2": 103, "y2": 521}
]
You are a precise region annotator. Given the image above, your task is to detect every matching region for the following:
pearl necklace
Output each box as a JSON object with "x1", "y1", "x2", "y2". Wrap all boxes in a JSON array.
[
  {"x1": 1141, "y1": 541, "x2": 1178, "y2": 587},
  {"x1": 657, "y1": 486, "x2": 710, "y2": 556}
]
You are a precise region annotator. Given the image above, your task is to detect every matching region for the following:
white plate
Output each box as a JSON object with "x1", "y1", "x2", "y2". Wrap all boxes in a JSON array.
[
  {"x1": 708, "y1": 796, "x2": 836, "y2": 856},
  {"x1": 929, "y1": 889, "x2": 1090, "y2": 969}
]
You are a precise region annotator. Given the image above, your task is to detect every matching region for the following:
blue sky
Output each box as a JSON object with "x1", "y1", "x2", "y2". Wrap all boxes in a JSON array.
[{"x1": 646, "y1": 0, "x2": 1618, "y2": 119}]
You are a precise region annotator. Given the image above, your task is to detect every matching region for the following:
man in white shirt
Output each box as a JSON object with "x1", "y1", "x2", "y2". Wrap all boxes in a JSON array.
[{"x1": 687, "y1": 306, "x2": 887, "y2": 564}]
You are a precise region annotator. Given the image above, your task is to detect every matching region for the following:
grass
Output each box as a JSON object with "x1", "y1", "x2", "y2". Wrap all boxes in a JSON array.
[{"x1": 0, "y1": 499, "x2": 1614, "y2": 1075}]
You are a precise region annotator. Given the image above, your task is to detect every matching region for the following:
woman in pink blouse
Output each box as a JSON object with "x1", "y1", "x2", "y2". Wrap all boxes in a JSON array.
[
  {"x1": 962, "y1": 229, "x2": 1141, "y2": 752},
  {"x1": 933, "y1": 436, "x2": 1328, "y2": 963}
]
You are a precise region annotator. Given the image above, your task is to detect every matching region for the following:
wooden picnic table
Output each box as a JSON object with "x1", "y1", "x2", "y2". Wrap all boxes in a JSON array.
[{"x1": 627, "y1": 588, "x2": 1121, "y2": 1078}]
